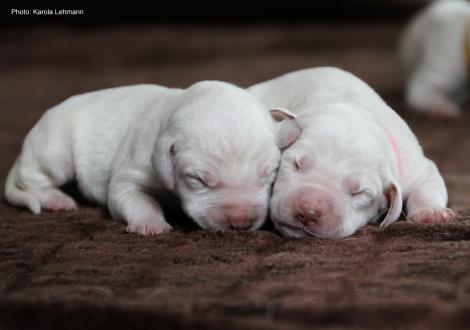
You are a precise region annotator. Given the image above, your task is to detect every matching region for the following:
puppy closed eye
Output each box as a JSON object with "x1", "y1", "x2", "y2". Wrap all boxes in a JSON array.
[
  {"x1": 184, "y1": 170, "x2": 221, "y2": 190},
  {"x1": 350, "y1": 189, "x2": 373, "y2": 207},
  {"x1": 184, "y1": 174, "x2": 211, "y2": 190}
]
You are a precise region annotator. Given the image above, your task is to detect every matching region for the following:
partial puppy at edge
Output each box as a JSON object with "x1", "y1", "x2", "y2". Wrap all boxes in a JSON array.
[{"x1": 400, "y1": 0, "x2": 470, "y2": 117}]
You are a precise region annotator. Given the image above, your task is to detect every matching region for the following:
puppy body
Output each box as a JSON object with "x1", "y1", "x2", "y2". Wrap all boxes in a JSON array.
[
  {"x1": 400, "y1": 0, "x2": 470, "y2": 116},
  {"x1": 6, "y1": 81, "x2": 291, "y2": 234},
  {"x1": 249, "y1": 67, "x2": 454, "y2": 238}
]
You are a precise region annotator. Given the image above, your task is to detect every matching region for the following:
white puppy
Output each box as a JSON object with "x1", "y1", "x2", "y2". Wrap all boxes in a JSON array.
[
  {"x1": 5, "y1": 81, "x2": 298, "y2": 235},
  {"x1": 249, "y1": 67, "x2": 455, "y2": 238},
  {"x1": 400, "y1": 0, "x2": 470, "y2": 116}
]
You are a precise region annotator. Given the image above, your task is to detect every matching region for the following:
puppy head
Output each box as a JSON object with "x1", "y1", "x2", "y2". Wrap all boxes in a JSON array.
[
  {"x1": 153, "y1": 81, "x2": 300, "y2": 231},
  {"x1": 270, "y1": 104, "x2": 402, "y2": 238}
]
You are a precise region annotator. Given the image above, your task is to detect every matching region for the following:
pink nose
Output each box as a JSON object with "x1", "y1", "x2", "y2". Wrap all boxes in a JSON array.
[
  {"x1": 296, "y1": 203, "x2": 321, "y2": 226},
  {"x1": 294, "y1": 189, "x2": 333, "y2": 226},
  {"x1": 226, "y1": 208, "x2": 256, "y2": 230}
]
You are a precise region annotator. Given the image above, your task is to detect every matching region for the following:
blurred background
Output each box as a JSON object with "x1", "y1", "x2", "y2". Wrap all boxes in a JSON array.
[
  {"x1": 1, "y1": 1, "x2": 431, "y2": 102},
  {"x1": 1, "y1": 1, "x2": 429, "y2": 93}
]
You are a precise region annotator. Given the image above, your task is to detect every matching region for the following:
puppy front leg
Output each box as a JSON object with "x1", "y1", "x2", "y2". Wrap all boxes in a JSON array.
[
  {"x1": 405, "y1": 159, "x2": 455, "y2": 224},
  {"x1": 108, "y1": 174, "x2": 172, "y2": 235}
]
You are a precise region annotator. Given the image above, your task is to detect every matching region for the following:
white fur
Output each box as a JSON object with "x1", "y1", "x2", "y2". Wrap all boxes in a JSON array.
[
  {"x1": 249, "y1": 67, "x2": 454, "y2": 238},
  {"x1": 400, "y1": 0, "x2": 470, "y2": 116},
  {"x1": 5, "y1": 81, "x2": 297, "y2": 235}
]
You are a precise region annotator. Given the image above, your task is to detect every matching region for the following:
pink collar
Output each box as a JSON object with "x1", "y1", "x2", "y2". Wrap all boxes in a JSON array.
[{"x1": 385, "y1": 128, "x2": 401, "y2": 176}]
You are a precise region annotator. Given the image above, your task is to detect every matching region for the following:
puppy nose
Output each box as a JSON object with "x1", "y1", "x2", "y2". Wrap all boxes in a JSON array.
[
  {"x1": 226, "y1": 209, "x2": 256, "y2": 230},
  {"x1": 295, "y1": 203, "x2": 322, "y2": 226}
]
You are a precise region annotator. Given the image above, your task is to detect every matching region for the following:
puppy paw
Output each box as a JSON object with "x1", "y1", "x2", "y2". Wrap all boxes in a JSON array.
[
  {"x1": 126, "y1": 221, "x2": 172, "y2": 236},
  {"x1": 42, "y1": 190, "x2": 77, "y2": 212},
  {"x1": 408, "y1": 207, "x2": 456, "y2": 225}
]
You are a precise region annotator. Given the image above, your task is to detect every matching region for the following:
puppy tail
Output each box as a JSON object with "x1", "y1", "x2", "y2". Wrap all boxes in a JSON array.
[{"x1": 4, "y1": 161, "x2": 41, "y2": 214}]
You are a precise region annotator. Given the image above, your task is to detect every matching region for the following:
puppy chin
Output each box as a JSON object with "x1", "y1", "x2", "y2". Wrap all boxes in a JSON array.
[
  {"x1": 335, "y1": 219, "x2": 360, "y2": 238},
  {"x1": 200, "y1": 214, "x2": 266, "y2": 232},
  {"x1": 190, "y1": 213, "x2": 230, "y2": 231},
  {"x1": 271, "y1": 213, "x2": 306, "y2": 238},
  {"x1": 274, "y1": 214, "x2": 350, "y2": 239},
  {"x1": 304, "y1": 227, "x2": 344, "y2": 239},
  {"x1": 203, "y1": 221, "x2": 230, "y2": 231},
  {"x1": 275, "y1": 222, "x2": 307, "y2": 238}
]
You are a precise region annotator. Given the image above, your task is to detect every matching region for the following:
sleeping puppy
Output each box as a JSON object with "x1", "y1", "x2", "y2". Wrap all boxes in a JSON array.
[
  {"x1": 5, "y1": 81, "x2": 299, "y2": 235},
  {"x1": 400, "y1": 0, "x2": 470, "y2": 116},
  {"x1": 249, "y1": 67, "x2": 455, "y2": 238}
]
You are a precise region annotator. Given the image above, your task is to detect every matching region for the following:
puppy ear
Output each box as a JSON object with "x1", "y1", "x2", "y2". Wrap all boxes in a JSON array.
[
  {"x1": 152, "y1": 133, "x2": 176, "y2": 191},
  {"x1": 379, "y1": 182, "x2": 403, "y2": 229},
  {"x1": 270, "y1": 107, "x2": 301, "y2": 150}
]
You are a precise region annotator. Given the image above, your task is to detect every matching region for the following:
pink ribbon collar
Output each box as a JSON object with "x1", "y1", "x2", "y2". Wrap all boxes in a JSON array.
[{"x1": 385, "y1": 128, "x2": 401, "y2": 176}]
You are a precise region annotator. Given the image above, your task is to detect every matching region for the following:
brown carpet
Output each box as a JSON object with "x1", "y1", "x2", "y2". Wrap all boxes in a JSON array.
[{"x1": 1, "y1": 23, "x2": 469, "y2": 329}]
